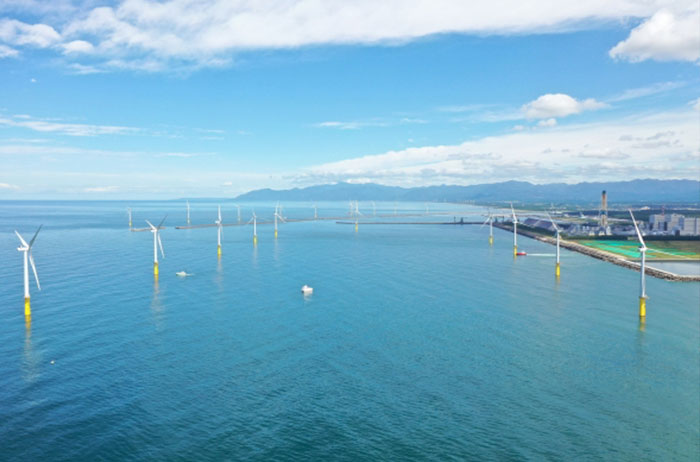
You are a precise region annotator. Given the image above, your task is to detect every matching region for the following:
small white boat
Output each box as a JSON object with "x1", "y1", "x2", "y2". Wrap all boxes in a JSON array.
[
  {"x1": 176, "y1": 271, "x2": 192, "y2": 277},
  {"x1": 301, "y1": 284, "x2": 313, "y2": 295}
]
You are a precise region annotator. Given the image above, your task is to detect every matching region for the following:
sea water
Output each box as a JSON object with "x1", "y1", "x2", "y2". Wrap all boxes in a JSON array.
[{"x1": 0, "y1": 201, "x2": 698, "y2": 461}]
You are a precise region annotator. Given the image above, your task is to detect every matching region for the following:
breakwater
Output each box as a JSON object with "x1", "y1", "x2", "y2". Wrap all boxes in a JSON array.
[{"x1": 494, "y1": 223, "x2": 700, "y2": 282}]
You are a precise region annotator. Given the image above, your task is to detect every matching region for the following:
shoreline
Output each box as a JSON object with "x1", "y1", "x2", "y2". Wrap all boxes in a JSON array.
[{"x1": 493, "y1": 223, "x2": 700, "y2": 282}]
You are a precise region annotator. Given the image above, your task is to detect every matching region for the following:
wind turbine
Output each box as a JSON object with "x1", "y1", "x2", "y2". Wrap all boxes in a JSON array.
[
  {"x1": 216, "y1": 205, "x2": 223, "y2": 257},
  {"x1": 354, "y1": 201, "x2": 363, "y2": 232},
  {"x1": 15, "y1": 226, "x2": 41, "y2": 317},
  {"x1": 480, "y1": 211, "x2": 494, "y2": 245},
  {"x1": 313, "y1": 204, "x2": 318, "y2": 220},
  {"x1": 247, "y1": 211, "x2": 258, "y2": 245},
  {"x1": 127, "y1": 207, "x2": 132, "y2": 229},
  {"x1": 510, "y1": 203, "x2": 518, "y2": 257},
  {"x1": 546, "y1": 211, "x2": 561, "y2": 278},
  {"x1": 235, "y1": 204, "x2": 241, "y2": 224},
  {"x1": 186, "y1": 201, "x2": 191, "y2": 225},
  {"x1": 145, "y1": 216, "x2": 166, "y2": 278},
  {"x1": 629, "y1": 210, "x2": 648, "y2": 319},
  {"x1": 274, "y1": 203, "x2": 285, "y2": 239}
]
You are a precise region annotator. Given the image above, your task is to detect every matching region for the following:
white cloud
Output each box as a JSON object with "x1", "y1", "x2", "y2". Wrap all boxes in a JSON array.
[
  {"x1": 0, "y1": 182, "x2": 19, "y2": 189},
  {"x1": 1, "y1": 1, "x2": 694, "y2": 71},
  {"x1": 0, "y1": 43, "x2": 18, "y2": 58},
  {"x1": 84, "y1": 186, "x2": 119, "y2": 193},
  {"x1": 292, "y1": 108, "x2": 699, "y2": 185},
  {"x1": 62, "y1": 39, "x2": 94, "y2": 54},
  {"x1": 0, "y1": 114, "x2": 138, "y2": 136},
  {"x1": 608, "y1": 81, "x2": 686, "y2": 102},
  {"x1": 537, "y1": 118, "x2": 557, "y2": 127},
  {"x1": 0, "y1": 18, "x2": 60, "y2": 47},
  {"x1": 609, "y1": 8, "x2": 700, "y2": 62},
  {"x1": 692, "y1": 97, "x2": 700, "y2": 111},
  {"x1": 522, "y1": 93, "x2": 607, "y2": 120}
]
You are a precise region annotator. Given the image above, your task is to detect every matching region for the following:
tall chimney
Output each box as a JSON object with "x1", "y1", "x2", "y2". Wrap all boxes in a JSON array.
[{"x1": 601, "y1": 190, "x2": 608, "y2": 228}]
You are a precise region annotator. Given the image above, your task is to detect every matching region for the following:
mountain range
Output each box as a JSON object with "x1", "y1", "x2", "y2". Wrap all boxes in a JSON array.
[{"x1": 232, "y1": 179, "x2": 700, "y2": 204}]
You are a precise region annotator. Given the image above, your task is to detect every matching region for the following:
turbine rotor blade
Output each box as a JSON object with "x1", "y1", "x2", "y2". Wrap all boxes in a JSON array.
[
  {"x1": 628, "y1": 210, "x2": 646, "y2": 248},
  {"x1": 158, "y1": 233, "x2": 165, "y2": 258},
  {"x1": 145, "y1": 220, "x2": 156, "y2": 230},
  {"x1": 29, "y1": 252, "x2": 40, "y2": 290},
  {"x1": 14, "y1": 230, "x2": 28, "y2": 247},
  {"x1": 157, "y1": 215, "x2": 167, "y2": 229},
  {"x1": 28, "y1": 225, "x2": 42, "y2": 248},
  {"x1": 546, "y1": 211, "x2": 559, "y2": 232}
]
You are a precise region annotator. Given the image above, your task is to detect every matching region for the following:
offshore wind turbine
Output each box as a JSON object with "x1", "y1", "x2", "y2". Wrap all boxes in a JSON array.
[
  {"x1": 216, "y1": 205, "x2": 223, "y2": 258},
  {"x1": 354, "y1": 201, "x2": 362, "y2": 232},
  {"x1": 546, "y1": 211, "x2": 561, "y2": 278},
  {"x1": 145, "y1": 216, "x2": 166, "y2": 278},
  {"x1": 127, "y1": 207, "x2": 132, "y2": 229},
  {"x1": 15, "y1": 226, "x2": 41, "y2": 317},
  {"x1": 629, "y1": 210, "x2": 648, "y2": 319},
  {"x1": 247, "y1": 211, "x2": 258, "y2": 245},
  {"x1": 235, "y1": 204, "x2": 241, "y2": 224},
  {"x1": 480, "y1": 211, "x2": 494, "y2": 245},
  {"x1": 186, "y1": 201, "x2": 191, "y2": 225},
  {"x1": 313, "y1": 204, "x2": 318, "y2": 220},
  {"x1": 274, "y1": 203, "x2": 285, "y2": 239},
  {"x1": 510, "y1": 203, "x2": 518, "y2": 257}
]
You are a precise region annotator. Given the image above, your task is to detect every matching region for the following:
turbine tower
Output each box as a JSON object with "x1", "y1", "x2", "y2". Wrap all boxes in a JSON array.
[
  {"x1": 216, "y1": 205, "x2": 223, "y2": 258},
  {"x1": 274, "y1": 203, "x2": 285, "y2": 239},
  {"x1": 547, "y1": 212, "x2": 561, "y2": 278},
  {"x1": 629, "y1": 210, "x2": 648, "y2": 319},
  {"x1": 15, "y1": 226, "x2": 41, "y2": 317},
  {"x1": 510, "y1": 203, "x2": 518, "y2": 257},
  {"x1": 247, "y1": 211, "x2": 258, "y2": 245},
  {"x1": 145, "y1": 216, "x2": 166, "y2": 279},
  {"x1": 127, "y1": 207, "x2": 132, "y2": 229},
  {"x1": 186, "y1": 201, "x2": 191, "y2": 225},
  {"x1": 235, "y1": 204, "x2": 241, "y2": 224},
  {"x1": 481, "y1": 211, "x2": 494, "y2": 245}
]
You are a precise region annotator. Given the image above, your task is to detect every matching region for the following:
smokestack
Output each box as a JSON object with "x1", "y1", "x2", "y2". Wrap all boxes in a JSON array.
[{"x1": 601, "y1": 190, "x2": 608, "y2": 228}]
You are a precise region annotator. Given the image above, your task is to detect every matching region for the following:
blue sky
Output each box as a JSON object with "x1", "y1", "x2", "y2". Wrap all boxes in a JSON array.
[{"x1": 0, "y1": 1, "x2": 698, "y2": 198}]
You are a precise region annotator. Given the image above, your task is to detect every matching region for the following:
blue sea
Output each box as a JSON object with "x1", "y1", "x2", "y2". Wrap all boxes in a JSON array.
[{"x1": 0, "y1": 201, "x2": 698, "y2": 461}]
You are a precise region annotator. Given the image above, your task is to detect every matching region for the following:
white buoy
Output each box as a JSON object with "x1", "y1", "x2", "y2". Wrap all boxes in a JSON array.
[{"x1": 301, "y1": 284, "x2": 313, "y2": 295}]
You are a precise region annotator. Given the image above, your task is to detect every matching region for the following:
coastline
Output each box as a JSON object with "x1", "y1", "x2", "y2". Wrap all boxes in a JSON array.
[{"x1": 494, "y1": 223, "x2": 700, "y2": 282}]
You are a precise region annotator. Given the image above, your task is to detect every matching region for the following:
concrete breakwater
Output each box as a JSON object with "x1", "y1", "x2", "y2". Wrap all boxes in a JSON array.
[{"x1": 494, "y1": 223, "x2": 700, "y2": 282}]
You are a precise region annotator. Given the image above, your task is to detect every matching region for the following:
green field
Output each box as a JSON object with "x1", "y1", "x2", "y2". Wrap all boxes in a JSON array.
[{"x1": 579, "y1": 240, "x2": 700, "y2": 261}]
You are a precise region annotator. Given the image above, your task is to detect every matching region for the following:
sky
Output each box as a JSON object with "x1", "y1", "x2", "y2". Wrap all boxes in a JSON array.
[{"x1": 0, "y1": 0, "x2": 698, "y2": 199}]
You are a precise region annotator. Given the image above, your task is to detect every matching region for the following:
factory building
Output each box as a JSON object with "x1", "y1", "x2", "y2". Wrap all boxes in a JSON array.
[{"x1": 649, "y1": 214, "x2": 700, "y2": 236}]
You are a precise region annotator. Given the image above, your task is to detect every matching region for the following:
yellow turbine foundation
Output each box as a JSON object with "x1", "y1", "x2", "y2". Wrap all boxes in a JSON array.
[
  {"x1": 513, "y1": 245, "x2": 517, "y2": 257},
  {"x1": 555, "y1": 262, "x2": 561, "y2": 278},
  {"x1": 217, "y1": 245, "x2": 222, "y2": 257},
  {"x1": 274, "y1": 229, "x2": 278, "y2": 239},
  {"x1": 639, "y1": 297, "x2": 646, "y2": 318},
  {"x1": 253, "y1": 235, "x2": 258, "y2": 245},
  {"x1": 153, "y1": 262, "x2": 159, "y2": 278},
  {"x1": 355, "y1": 222, "x2": 358, "y2": 232},
  {"x1": 489, "y1": 236, "x2": 493, "y2": 246},
  {"x1": 24, "y1": 297, "x2": 31, "y2": 317}
]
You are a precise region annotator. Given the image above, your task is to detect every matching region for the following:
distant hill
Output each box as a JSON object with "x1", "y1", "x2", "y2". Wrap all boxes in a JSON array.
[{"x1": 233, "y1": 179, "x2": 700, "y2": 204}]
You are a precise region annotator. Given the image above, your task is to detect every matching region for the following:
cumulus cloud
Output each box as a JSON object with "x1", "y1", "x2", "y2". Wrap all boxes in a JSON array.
[
  {"x1": 0, "y1": 19, "x2": 60, "y2": 47},
  {"x1": 609, "y1": 8, "x2": 700, "y2": 62},
  {"x1": 0, "y1": 1, "x2": 692, "y2": 71},
  {"x1": 522, "y1": 93, "x2": 607, "y2": 120},
  {"x1": 292, "y1": 109, "x2": 699, "y2": 186},
  {"x1": 62, "y1": 39, "x2": 94, "y2": 54},
  {"x1": 537, "y1": 118, "x2": 557, "y2": 127},
  {"x1": 0, "y1": 43, "x2": 18, "y2": 57}
]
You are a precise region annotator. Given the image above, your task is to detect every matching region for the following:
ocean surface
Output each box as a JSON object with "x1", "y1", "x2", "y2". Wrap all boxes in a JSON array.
[{"x1": 0, "y1": 200, "x2": 698, "y2": 461}]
